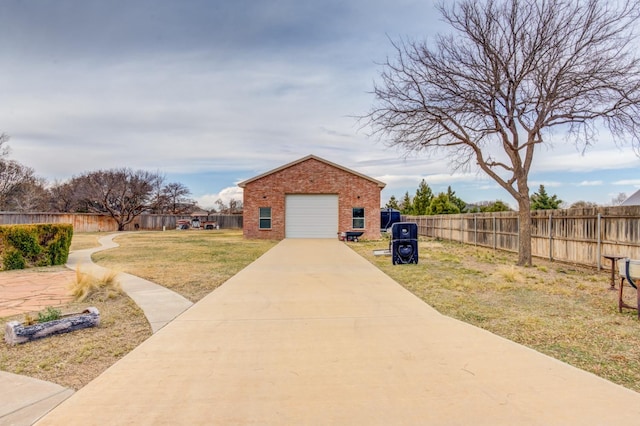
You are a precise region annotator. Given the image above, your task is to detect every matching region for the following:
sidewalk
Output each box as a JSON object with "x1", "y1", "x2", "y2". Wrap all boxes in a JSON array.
[
  {"x1": 1, "y1": 233, "x2": 193, "y2": 426},
  {"x1": 37, "y1": 239, "x2": 640, "y2": 425},
  {"x1": 66, "y1": 234, "x2": 193, "y2": 333}
]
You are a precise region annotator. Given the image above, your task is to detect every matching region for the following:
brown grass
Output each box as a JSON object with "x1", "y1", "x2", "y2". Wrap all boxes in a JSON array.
[
  {"x1": 0, "y1": 295, "x2": 150, "y2": 390},
  {"x1": 68, "y1": 268, "x2": 123, "y2": 302},
  {"x1": 0, "y1": 229, "x2": 276, "y2": 390},
  {"x1": 92, "y1": 230, "x2": 278, "y2": 302},
  {"x1": 350, "y1": 237, "x2": 640, "y2": 392},
  {"x1": 4, "y1": 230, "x2": 640, "y2": 394},
  {"x1": 69, "y1": 232, "x2": 103, "y2": 251}
]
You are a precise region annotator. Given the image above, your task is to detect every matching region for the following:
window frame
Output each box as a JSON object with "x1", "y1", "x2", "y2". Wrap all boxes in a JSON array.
[
  {"x1": 259, "y1": 207, "x2": 272, "y2": 230},
  {"x1": 352, "y1": 207, "x2": 365, "y2": 229}
]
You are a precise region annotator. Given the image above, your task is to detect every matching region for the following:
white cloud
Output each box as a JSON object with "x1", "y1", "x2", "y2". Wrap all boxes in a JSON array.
[
  {"x1": 577, "y1": 180, "x2": 603, "y2": 186},
  {"x1": 196, "y1": 186, "x2": 244, "y2": 210},
  {"x1": 613, "y1": 179, "x2": 640, "y2": 186},
  {"x1": 528, "y1": 180, "x2": 563, "y2": 188}
]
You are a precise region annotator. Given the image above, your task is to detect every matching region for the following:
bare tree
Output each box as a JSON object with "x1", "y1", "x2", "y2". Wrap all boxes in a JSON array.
[
  {"x1": 162, "y1": 182, "x2": 196, "y2": 214},
  {"x1": 74, "y1": 168, "x2": 164, "y2": 230},
  {"x1": 8, "y1": 176, "x2": 49, "y2": 212},
  {"x1": 49, "y1": 180, "x2": 81, "y2": 212},
  {"x1": 365, "y1": 0, "x2": 640, "y2": 265},
  {"x1": 215, "y1": 198, "x2": 243, "y2": 214},
  {"x1": 0, "y1": 133, "x2": 10, "y2": 158},
  {"x1": 569, "y1": 200, "x2": 599, "y2": 209},
  {"x1": 0, "y1": 160, "x2": 39, "y2": 210},
  {"x1": 611, "y1": 192, "x2": 629, "y2": 206}
]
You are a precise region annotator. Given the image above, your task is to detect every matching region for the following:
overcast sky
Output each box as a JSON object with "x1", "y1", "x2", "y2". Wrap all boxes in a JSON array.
[{"x1": 1, "y1": 0, "x2": 639, "y2": 209}]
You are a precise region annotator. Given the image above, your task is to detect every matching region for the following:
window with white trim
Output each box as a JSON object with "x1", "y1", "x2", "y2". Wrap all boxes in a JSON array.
[
  {"x1": 352, "y1": 207, "x2": 365, "y2": 229},
  {"x1": 259, "y1": 207, "x2": 272, "y2": 229}
]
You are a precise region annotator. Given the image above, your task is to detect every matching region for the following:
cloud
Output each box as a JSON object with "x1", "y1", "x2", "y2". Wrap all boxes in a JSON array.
[
  {"x1": 613, "y1": 179, "x2": 640, "y2": 186},
  {"x1": 196, "y1": 186, "x2": 244, "y2": 210},
  {"x1": 577, "y1": 180, "x2": 603, "y2": 186}
]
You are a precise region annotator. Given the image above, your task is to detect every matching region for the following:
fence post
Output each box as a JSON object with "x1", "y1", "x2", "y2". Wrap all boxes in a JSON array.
[
  {"x1": 493, "y1": 215, "x2": 497, "y2": 250},
  {"x1": 548, "y1": 213, "x2": 553, "y2": 261},
  {"x1": 597, "y1": 213, "x2": 602, "y2": 270},
  {"x1": 474, "y1": 214, "x2": 477, "y2": 246},
  {"x1": 517, "y1": 215, "x2": 520, "y2": 252}
]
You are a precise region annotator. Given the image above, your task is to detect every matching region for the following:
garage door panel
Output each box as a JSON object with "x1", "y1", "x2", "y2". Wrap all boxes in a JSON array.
[{"x1": 286, "y1": 195, "x2": 338, "y2": 238}]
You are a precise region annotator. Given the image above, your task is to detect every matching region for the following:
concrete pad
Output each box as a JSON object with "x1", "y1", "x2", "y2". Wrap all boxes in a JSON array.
[
  {"x1": 38, "y1": 239, "x2": 640, "y2": 425},
  {"x1": 0, "y1": 371, "x2": 73, "y2": 426}
]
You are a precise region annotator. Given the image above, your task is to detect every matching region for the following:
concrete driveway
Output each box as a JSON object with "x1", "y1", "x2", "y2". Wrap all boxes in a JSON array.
[{"x1": 37, "y1": 239, "x2": 640, "y2": 425}]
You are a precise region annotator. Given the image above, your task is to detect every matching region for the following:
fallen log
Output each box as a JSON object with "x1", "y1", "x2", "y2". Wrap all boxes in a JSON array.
[{"x1": 4, "y1": 307, "x2": 100, "y2": 345}]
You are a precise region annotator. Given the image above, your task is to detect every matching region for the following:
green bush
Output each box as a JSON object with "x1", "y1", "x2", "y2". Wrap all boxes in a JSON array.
[
  {"x1": 0, "y1": 224, "x2": 73, "y2": 270},
  {"x1": 4, "y1": 249, "x2": 26, "y2": 270}
]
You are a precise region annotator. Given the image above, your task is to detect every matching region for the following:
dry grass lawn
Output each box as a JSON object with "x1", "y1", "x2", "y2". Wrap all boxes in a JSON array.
[
  {"x1": 350, "y1": 237, "x2": 640, "y2": 392},
  {"x1": 0, "y1": 229, "x2": 276, "y2": 390},
  {"x1": 0, "y1": 294, "x2": 150, "y2": 390},
  {"x1": 92, "y1": 230, "x2": 278, "y2": 302},
  {"x1": 3, "y1": 230, "x2": 640, "y2": 394}
]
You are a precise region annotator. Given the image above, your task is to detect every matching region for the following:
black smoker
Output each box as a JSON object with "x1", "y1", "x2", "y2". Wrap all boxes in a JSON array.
[{"x1": 390, "y1": 222, "x2": 418, "y2": 265}]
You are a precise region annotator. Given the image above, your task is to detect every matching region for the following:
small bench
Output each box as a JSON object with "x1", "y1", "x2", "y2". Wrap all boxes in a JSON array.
[{"x1": 618, "y1": 259, "x2": 640, "y2": 319}]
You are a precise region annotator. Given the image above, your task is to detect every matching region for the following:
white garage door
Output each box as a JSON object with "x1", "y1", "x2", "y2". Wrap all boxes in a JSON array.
[{"x1": 285, "y1": 194, "x2": 338, "y2": 238}]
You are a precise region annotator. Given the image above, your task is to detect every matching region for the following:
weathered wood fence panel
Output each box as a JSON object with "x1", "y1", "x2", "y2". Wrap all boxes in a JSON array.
[
  {"x1": 0, "y1": 213, "x2": 243, "y2": 233},
  {"x1": 403, "y1": 206, "x2": 640, "y2": 269}
]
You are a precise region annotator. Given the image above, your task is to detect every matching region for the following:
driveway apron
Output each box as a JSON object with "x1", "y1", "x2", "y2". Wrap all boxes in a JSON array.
[{"x1": 38, "y1": 239, "x2": 640, "y2": 425}]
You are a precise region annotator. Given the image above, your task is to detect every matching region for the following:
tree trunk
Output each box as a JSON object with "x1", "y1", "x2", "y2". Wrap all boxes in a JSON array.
[
  {"x1": 4, "y1": 307, "x2": 100, "y2": 345},
  {"x1": 517, "y1": 198, "x2": 533, "y2": 267}
]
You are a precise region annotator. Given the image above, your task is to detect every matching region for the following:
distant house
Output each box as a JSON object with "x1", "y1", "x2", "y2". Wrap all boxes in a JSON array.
[
  {"x1": 238, "y1": 155, "x2": 385, "y2": 240},
  {"x1": 621, "y1": 189, "x2": 640, "y2": 206}
]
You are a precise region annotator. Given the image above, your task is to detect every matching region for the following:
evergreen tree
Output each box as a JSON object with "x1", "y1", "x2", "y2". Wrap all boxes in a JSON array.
[
  {"x1": 412, "y1": 179, "x2": 434, "y2": 215},
  {"x1": 481, "y1": 200, "x2": 511, "y2": 212},
  {"x1": 446, "y1": 186, "x2": 467, "y2": 213},
  {"x1": 385, "y1": 195, "x2": 400, "y2": 210},
  {"x1": 400, "y1": 191, "x2": 413, "y2": 214},
  {"x1": 530, "y1": 185, "x2": 562, "y2": 210},
  {"x1": 426, "y1": 192, "x2": 461, "y2": 215}
]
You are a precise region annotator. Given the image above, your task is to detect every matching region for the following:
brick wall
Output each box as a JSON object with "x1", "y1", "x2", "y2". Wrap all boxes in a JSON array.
[{"x1": 242, "y1": 157, "x2": 382, "y2": 240}]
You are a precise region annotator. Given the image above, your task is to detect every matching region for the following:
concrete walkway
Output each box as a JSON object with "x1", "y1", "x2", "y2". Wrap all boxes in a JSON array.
[
  {"x1": 37, "y1": 239, "x2": 640, "y2": 425},
  {"x1": 66, "y1": 233, "x2": 193, "y2": 333},
  {"x1": 2, "y1": 233, "x2": 193, "y2": 426}
]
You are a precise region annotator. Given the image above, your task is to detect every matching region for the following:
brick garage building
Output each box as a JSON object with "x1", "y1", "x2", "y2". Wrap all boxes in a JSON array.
[{"x1": 239, "y1": 155, "x2": 385, "y2": 240}]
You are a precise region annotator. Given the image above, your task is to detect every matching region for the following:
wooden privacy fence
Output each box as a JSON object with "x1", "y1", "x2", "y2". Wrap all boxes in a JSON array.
[
  {"x1": 0, "y1": 213, "x2": 243, "y2": 233},
  {"x1": 402, "y1": 205, "x2": 640, "y2": 270}
]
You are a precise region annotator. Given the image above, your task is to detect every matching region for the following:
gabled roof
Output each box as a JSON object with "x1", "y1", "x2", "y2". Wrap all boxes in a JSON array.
[
  {"x1": 621, "y1": 189, "x2": 640, "y2": 206},
  {"x1": 237, "y1": 154, "x2": 386, "y2": 188}
]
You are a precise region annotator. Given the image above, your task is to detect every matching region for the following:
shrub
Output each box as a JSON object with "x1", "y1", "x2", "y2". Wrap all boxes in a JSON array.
[
  {"x1": 3, "y1": 249, "x2": 26, "y2": 270},
  {"x1": 68, "y1": 268, "x2": 123, "y2": 302},
  {"x1": 37, "y1": 306, "x2": 62, "y2": 323},
  {"x1": 0, "y1": 224, "x2": 73, "y2": 270}
]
